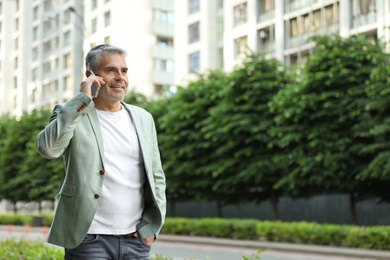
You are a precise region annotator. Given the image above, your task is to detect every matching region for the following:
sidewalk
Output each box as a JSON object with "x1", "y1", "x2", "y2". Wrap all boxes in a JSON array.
[{"x1": 1, "y1": 225, "x2": 390, "y2": 260}]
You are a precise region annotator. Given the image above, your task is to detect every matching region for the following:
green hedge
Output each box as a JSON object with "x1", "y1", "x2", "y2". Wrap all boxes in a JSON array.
[
  {"x1": 1, "y1": 215, "x2": 389, "y2": 251},
  {"x1": 162, "y1": 218, "x2": 390, "y2": 250}
]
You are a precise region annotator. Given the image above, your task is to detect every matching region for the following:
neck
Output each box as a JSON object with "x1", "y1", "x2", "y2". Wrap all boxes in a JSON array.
[{"x1": 94, "y1": 100, "x2": 122, "y2": 112}]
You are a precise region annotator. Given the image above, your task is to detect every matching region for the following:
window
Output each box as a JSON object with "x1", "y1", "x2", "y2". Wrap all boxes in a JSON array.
[
  {"x1": 234, "y1": 2, "x2": 247, "y2": 27},
  {"x1": 14, "y1": 57, "x2": 18, "y2": 69},
  {"x1": 91, "y1": 0, "x2": 97, "y2": 9},
  {"x1": 43, "y1": 58, "x2": 59, "y2": 74},
  {"x1": 325, "y1": 5, "x2": 334, "y2": 25},
  {"x1": 64, "y1": 53, "x2": 71, "y2": 68},
  {"x1": 104, "y1": 36, "x2": 111, "y2": 44},
  {"x1": 154, "y1": 59, "x2": 174, "y2": 73},
  {"x1": 14, "y1": 37, "x2": 18, "y2": 50},
  {"x1": 301, "y1": 14, "x2": 310, "y2": 33},
  {"x1": 43, "y1": 82, "x2": 50, "y2": 95},
  {"x1": 104, "y1": 11, "x2": 111, "y2": 27},
  {"x1": 157, "y1": 37, "x2": 173, "y2": 47},
  {"x1": 33, "y1": 26, "x2": 39, "y2": 41},
  {"x1": 64, "y1": 76, "x2": 72, "y2": 92},
  {"x1": 234, "y1": 35, "x2": 248, "y2": 57},
  {"x1": 14, "y1": 76, "x2": 18, "y2": 89},
  {"x1": 44, "y1": 0, "x2": 53, "y2": 12},
  {"x1": 64, "y1": 8, "x2": 71, "y2": 24},
  {"x1": 188, "y1": 22, "x2": 200, "y2": 43},
  {"x1": 313, "y1": 10, "x2": 321, "y2": 30},
  {"x1": 189, "y1": 51, "x2": 200, "y2": 73},
  {"x1": 259, "y1": 0, "x2": 274, "y2": 13},
  {"x1": 32, "y1": 47, "x2": 38, "y2": 61},
  {"x1": 188, "y1": 0, "x2": 200, "y2": 14},
  {"x1": 42, "y1": 80, "x2": 59, "y2": 95},
  {"x1": 15, "y1": 18, "x2": 19, "y2": 30},
  {"x1": 63, "y1": 31, "x2": 71, "y2": 46},
  {"x1": 290, "y1": 18, "x2": 298, "y2": 37},
  {"x1": 44, "y1": 39, "x2": 52, "y2": 53},
  {"x1": 13, "y1": 96, "x2": 17, "y2": 109},
  {"x1": 33, "y1": 6, "x2": 39, "y2": 20},
  {"x1": 54, "y1": 36, "x2": 59, "y2": 49},
  {"x1": 91, "y1": 17, "x2": 97, "y2": 33},
  {"x1": 154, "y1": 9, "x2": 174, "y2": 24},
  {"x1": 352, "y1": 0, "x2": 376, "y2": 17},
  {"x1": 32, "y1": 68, "x2": 38, "y2": 81},
  {"x1": 32, "y1": 88, "x2": 38, "y2": 103},
  {"x1": 43, "y1": 16, "x2": 58, "y2": 32}
]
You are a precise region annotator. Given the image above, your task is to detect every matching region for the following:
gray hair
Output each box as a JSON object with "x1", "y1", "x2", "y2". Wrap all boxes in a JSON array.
[{"x1": 85, "y1": 44, "x2": 127, "y2": 72}]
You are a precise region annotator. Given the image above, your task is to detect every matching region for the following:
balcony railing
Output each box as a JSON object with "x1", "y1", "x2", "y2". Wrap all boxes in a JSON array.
[{"x1": 352, "y1": 12, "x2": 377, "y2": 28}]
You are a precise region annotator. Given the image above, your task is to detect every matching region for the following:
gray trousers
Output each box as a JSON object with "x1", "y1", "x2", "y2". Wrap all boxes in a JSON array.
[{"x1": 64, "y1": 234, "x2": 151, "y2": 260}]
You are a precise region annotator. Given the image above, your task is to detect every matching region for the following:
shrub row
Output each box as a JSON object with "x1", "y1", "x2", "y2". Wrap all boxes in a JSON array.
[
  {"x1": 1, "y1": 215, "x2": 389, "y2": 251},
  {"x1": 162, "y1": 218, "x2": 390, "y2": 251},
  {"x1": 0, "y1": 214, "x2": 53, "y2": 227}
]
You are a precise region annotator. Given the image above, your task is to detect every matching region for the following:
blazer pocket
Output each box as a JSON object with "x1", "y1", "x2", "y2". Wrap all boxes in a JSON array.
[{"x1": 59, "y1": 184, "x2": 76, "y2": 197}]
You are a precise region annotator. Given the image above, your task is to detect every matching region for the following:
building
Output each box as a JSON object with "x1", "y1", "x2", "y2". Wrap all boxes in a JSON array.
[
  {"x1": 174, "y1": 0, "x2": 390, "y2": 85},
  {"x1": 0, "y1": 0, "x2": 174, "y2": 117},
  {"x1": 1, "y1": 0, "x2": 388, "y2": 116},
  {"x1": 83, "y1": 0, "x2": 174, "y2": 97},
  {"x1": 0, "y1": 0, "x2": 84, "y2": 118}
]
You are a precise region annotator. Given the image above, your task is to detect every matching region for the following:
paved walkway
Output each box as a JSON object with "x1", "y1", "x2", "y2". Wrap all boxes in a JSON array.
[{"x1": 1, "y1": 225, "x2": 390, "y2": 260}]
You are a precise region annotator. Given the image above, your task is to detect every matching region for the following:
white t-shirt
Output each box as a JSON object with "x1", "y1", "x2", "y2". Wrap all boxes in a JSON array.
[{"x1": 88, "y1": 106, "x2": 145, "y2": 235}]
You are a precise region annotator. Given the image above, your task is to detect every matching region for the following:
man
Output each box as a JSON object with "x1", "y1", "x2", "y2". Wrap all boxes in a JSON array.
[{"x1": 36, "y1": 44, "x2": 166, "y2": 259}]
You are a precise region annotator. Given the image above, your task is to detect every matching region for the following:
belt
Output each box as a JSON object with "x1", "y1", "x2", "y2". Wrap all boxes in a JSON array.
[{"x1": 113, "y1": 232, "x2": 137, "y2": 237}]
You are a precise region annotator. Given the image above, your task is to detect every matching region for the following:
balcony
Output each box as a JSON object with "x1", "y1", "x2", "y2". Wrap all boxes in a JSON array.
[
  {"x1": 352, "y1": 12, "x2": 377, "y2": 28},
  {"x1": 152, "y1": 21, "x2": 174, "y2": 37}
]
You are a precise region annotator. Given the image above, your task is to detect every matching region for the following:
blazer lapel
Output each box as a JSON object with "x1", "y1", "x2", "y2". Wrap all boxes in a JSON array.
[
  {"x1": 86, "y1": 109, "x2": 105, "y2": 164},
  {"x1": 122, "y1": 103, "x2": 150, "y2": 168}
]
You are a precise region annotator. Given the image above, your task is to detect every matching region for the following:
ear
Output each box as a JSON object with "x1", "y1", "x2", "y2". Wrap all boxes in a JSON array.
[{"x1": 85, "y1": 70, "x2": 91, "y2": 77}]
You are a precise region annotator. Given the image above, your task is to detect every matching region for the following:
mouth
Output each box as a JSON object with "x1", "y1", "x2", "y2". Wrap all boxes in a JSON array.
[{"x1": 110, "y1": 85, "x2": 125, "y2": 90}]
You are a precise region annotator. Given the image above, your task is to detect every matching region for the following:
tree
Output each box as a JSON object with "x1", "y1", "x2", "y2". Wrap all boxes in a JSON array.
[
  {"x1": 0, "y1": 110, "x2": 64, "y2": 211},
  {"x1": 355, "y1": 50, "x2": 390, "y2": 201},
  {"x1": 123, "y1": 87, "x2": 150, "y2": 108},
  {"x1": 157, "y1": 70, "x2": 230, "y2": 216},
  {"x1": 268, "y1": 35, "x2": 386, "y2": 224},
  {"x1": 201, "y1": 52, "x2": 292, "y2": 219},
  {"x1": 20, "y1": 109, "x2": 64, "y2": 207}
]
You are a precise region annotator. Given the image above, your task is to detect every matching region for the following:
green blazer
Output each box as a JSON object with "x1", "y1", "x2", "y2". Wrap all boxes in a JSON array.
[{"x1": 36, "y1": 93, "x2": 166, "y2": 249}]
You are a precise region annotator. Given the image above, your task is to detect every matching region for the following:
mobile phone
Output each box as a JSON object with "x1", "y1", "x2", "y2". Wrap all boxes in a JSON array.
[{"x1": 88, "y1": 70, "x2": 100, "y2": 97}]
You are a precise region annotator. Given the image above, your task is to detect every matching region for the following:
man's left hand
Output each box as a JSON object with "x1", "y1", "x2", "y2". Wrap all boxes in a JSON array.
[{"x1": 134, "y1": 233, "x2": 155, "y2": 246}]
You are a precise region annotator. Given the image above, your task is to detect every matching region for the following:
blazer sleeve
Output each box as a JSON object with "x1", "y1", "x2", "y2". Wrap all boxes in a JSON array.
[
  {"x1": 36, "y1": 93, "x2": 94, "y2": 159},
  {"x1": 151, "y1": 115, "x2": 167, "y2": 231}
]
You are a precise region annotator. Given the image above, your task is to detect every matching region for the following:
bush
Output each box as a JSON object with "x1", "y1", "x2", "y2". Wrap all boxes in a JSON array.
[
  {"x1": 0, "y1": 239, "x2": 63, "y2": 259},
  {"x1": 2, "y1": 214, "x2": 390, "y2": 251},
  {"x1": 0, "y1": 214, "x2": 33, "y2": 226}
]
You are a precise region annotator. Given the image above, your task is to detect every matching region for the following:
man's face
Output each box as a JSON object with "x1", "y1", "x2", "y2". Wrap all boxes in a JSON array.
[{"x1": 95, "y1": 53, "x2": 129, "y2": 103}]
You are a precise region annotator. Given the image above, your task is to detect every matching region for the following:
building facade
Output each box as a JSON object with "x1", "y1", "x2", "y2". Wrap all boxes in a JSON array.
[
  {"x1": 0, "y1": 0, "x2": 174, "y2": 117},
  {"x1": 1, "y1": 0, "x2": 388, "y2": 116},
  {"x1": 174, "y1": 0, "x2": 390, "y2": 85},
  {"x1": 83, "y1": 0, "x2": 174, "y2": 97}
]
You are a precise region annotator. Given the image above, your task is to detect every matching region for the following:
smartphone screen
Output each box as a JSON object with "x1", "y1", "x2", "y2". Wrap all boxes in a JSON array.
[{"x1": 88, "y1": 70, "x2": 100, "y2": 98}]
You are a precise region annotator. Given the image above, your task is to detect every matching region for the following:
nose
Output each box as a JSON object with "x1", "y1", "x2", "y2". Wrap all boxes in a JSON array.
[{"x1": 115, "y1": 71, "x2": 125, "y2": 80}]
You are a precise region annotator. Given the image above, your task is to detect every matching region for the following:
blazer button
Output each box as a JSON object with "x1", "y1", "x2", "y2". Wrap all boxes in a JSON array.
[
  {"x1": 94, "y1": 194, "x2": 100, "y2": 199},
  {"x1": 99, "y1": 169, "x2": 105, "y2": 175}
]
